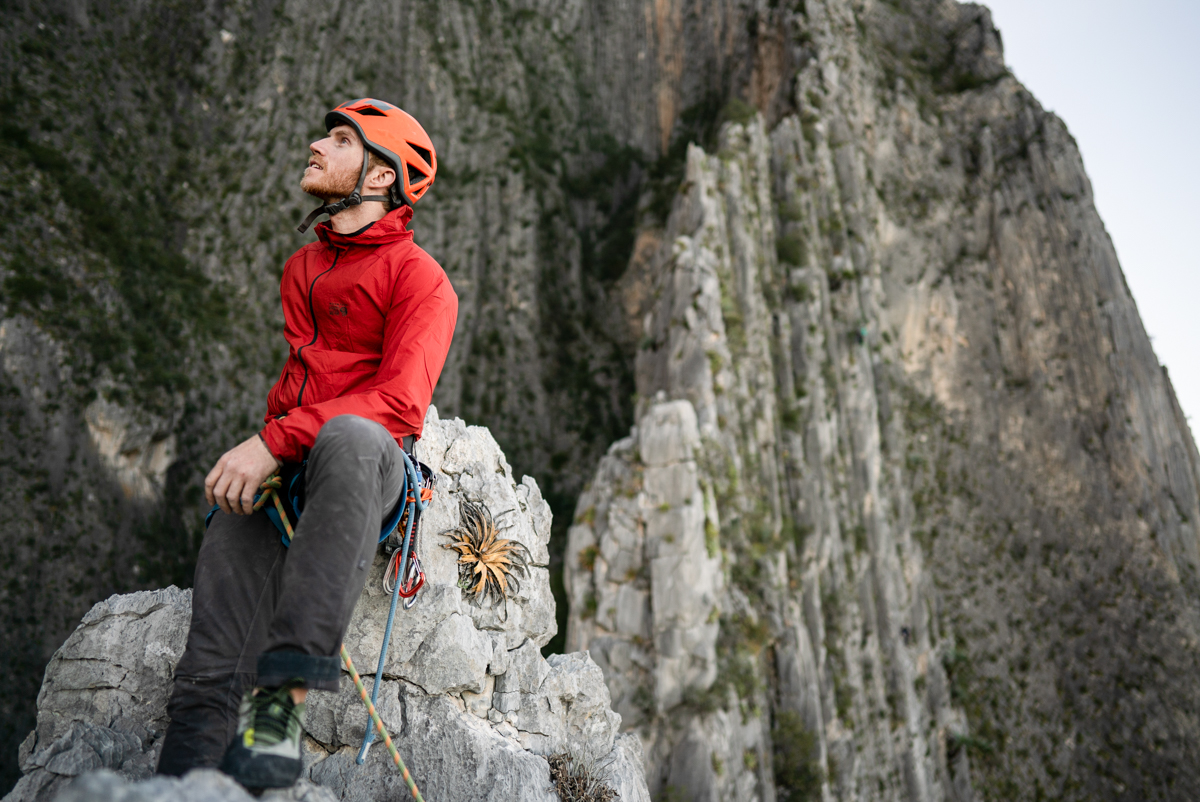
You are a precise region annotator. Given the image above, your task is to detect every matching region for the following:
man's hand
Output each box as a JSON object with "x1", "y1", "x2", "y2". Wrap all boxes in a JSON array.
[{"x1": 205, "y1": 435, "x2": 283, "y2": 516}]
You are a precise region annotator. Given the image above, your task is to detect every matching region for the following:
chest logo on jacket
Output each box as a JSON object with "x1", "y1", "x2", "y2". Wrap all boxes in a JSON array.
[{"x1": 328, "y1": 302, "x2": 350, "y2": 317}]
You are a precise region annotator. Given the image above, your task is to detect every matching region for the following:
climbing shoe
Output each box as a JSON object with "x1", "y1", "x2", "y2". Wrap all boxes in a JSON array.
[{"x1": 219, "y1": 679, "x2": 306, "y2": 789}]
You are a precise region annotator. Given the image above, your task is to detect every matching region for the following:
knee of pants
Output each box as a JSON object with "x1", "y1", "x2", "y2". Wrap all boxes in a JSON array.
[{"x1": 312, "y1": 415, "x2": 390, "y2": 459}]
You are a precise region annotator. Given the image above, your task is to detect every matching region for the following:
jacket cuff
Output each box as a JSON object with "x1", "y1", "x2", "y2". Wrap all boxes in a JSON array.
[
  {"x1": 260, "y1": 421, "x2": 298, "y2": 465},
  {"x1": 257, "y1": 650, "x2": 341, "y2": 692}
]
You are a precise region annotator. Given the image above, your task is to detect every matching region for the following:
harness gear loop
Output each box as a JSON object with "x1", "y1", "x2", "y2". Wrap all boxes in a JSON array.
[{"x1": 340, "y1": 645, "x2": 425, "y2": 802}]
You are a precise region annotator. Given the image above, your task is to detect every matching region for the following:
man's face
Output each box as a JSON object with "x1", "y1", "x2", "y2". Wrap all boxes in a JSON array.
[{"x1": 300, "y1": 124, "x2": 363, "y2": 201}]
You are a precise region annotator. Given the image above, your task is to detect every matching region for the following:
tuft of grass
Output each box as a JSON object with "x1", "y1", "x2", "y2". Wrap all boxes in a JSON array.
[
  {"x1": 548, "y1": 753, "x2": 617, "y2": 802},
  {"x1": 705, "y1": 519, "x2": 720, "y2": 558},
  {"x1": 578, "y1": 545, "x2": 599, "y2": 572},
  {"x1": 776, "y1": 231, "x2": 806, "y2": 266},
  {"x1": 721, "y1": 97, "x2": 758, "y2": 127}
]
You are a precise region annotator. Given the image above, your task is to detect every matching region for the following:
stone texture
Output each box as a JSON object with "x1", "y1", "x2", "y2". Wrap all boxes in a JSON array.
[
  {"x1": 53, "y1": 770, "x2": 336, "y2": 802},
  {"x1": 4, "y1": 410, "x2": 647, "y2": 801},
  {"x1": 567, "y1": 3, "x2": 1200, "y2": 801},
  {"x1": 1, "y1": 1, "x2": 1198, "y2": 800},
  {"x1": 0, "y1": 0, "x2": 772, "y2": 781}
]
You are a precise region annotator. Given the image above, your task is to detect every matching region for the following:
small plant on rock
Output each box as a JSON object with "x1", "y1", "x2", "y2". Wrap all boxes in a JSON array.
[
  {"x1": 548, "y1": 753, "x2": 617, "y2": 802},
  {"x1": 442, "y1": 500, "x2": 532, "y2": 615}
]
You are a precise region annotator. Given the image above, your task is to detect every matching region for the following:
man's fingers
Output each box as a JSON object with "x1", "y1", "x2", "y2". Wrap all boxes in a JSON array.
[
  {"x1": 225, "y1": 476, "x2": 246, "y2": 515},
  {"x1": 212, "y1": 472, "x2": 233, "y2": 515},
  {"x1": 204, "y1": 464, "x2": 221, "y2": 507},
  {"x1": 240, "y1": 479, "x2": 257, "y2": 515},
  {"x1": 207, "y1": 437, "x2": 277, "y2": 515}
]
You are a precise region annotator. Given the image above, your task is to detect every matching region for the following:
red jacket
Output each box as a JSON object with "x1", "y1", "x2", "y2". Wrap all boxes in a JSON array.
[{"x1": 260, "y1": 206, "x2": 458, "y2": 464}]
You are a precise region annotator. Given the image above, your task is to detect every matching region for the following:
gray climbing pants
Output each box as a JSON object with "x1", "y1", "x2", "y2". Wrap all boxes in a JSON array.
[{"x1": 156, "y1": 415, "x2": 405, "y2": 776}]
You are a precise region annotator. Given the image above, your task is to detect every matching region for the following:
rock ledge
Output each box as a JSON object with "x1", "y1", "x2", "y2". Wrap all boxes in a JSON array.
[{"x1": 4, "y1": 408, "x2": 649, "y2": 802}]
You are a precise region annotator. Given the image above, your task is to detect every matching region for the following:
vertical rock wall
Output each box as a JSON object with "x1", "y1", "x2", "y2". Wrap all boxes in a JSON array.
[{"x1": 567, "y1": 2, "x2": 1200, "y2": 800}]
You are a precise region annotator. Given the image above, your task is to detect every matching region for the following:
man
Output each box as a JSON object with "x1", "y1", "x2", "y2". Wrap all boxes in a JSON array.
[{"x1": 156, "y1": 99, "x2": 457, "y2": 790}]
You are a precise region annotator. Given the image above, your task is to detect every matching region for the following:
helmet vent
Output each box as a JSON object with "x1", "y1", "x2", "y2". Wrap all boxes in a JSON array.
[
  {"x1": 408, "y1": 143, "x2": 432, "y2": 167},
  {"x1": 356, "y1": 106, "x2": 387, "y2": 117},
  {"x1": 407, "y1": 164, "x2": 428, "y2": 184}
]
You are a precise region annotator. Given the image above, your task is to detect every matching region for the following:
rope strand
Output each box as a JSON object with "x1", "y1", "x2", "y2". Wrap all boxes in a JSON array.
[
  {"x1": 252, "y1": 471, "x2": 425, "y2": 798},
  {"x1": 341, "y1": 645, "x2": 425, "y2": 802},
  {"x1": 252, "y1": 474, "x2": 295, "y2": 541}
]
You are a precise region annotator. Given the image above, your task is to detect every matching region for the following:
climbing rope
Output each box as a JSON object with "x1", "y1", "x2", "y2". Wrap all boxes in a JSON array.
[
  {"x1": 252, "y1": 474, "x2": 295, "y2": 541},
  {"x1": 340, "y1": 644, "x2": 425, "y2": 802},
  {"x1": 358, "y1": 451, "x2": 429, "y2": 762},
  {"x1": 252, "y1": 452, "x2": 430, "y2": 797}
]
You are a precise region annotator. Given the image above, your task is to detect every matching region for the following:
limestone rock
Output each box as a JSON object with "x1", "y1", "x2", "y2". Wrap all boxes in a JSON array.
[
  {"x1": 3, "y1": 0, "x2": 1199, "y2": 799},
  {"x1": 4, "y1": 410, "x2": 647, "y2": 801},
  {"x1": 53, "y1": 770, "x2": 336, "y2": 802},
  {"x1": 567, "y1": 5, "x2": 1200, "y2": 798}
]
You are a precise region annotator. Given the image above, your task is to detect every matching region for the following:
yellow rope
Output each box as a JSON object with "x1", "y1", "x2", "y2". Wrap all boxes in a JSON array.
[
  {"x1": 250, "y1": 474, "x2": 423, "y2": 797},
  {"x1": 252, "y1": 473, "x2": 295, "y2": 541},
  {"x1": 340, "y1": 644, "x2": 425, "y2": 802}
]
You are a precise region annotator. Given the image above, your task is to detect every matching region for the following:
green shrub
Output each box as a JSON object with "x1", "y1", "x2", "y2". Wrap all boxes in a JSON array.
[{"x1": 773, "y1": 712, "x2": 823, "y2": 801}]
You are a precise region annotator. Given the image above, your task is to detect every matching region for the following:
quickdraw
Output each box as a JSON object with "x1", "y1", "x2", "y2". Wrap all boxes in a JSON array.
[{"x1": 385, "y1": 482, "x2": 432, "y2": 607}]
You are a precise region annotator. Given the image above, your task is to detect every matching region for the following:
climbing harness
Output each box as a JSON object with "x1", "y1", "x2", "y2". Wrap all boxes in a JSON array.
[
  {"x1": 204, "y1": 446, "x2": 433, "y2": 798},
  {"x1": 341, "y1": 645, "x2": 425, "y2": 802}
]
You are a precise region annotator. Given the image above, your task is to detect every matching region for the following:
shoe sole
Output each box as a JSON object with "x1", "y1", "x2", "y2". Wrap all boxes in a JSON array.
[{"x1": 219, "y1": 741, "x2": 302, "y2": 789}]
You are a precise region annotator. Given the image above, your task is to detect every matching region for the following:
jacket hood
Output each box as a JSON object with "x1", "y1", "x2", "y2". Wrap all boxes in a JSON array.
[{"x1": 314, "y1": 205, "x2": 415, "y2": 248}]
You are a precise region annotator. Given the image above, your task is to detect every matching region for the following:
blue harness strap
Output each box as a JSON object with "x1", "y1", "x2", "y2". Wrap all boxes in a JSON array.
[{"x1": 204, "y1": 458, "x2": 412, "y2": 548}]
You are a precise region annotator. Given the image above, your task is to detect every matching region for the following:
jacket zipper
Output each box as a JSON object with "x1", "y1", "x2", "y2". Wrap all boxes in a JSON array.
[{"x1": 295, "y1": 250, "x2": 340, "y2": 407}]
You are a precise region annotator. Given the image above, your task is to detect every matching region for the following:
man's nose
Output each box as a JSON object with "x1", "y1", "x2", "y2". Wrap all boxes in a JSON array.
[{"x1": 309, "y1": 138, "x2": 327, "y2": 156}]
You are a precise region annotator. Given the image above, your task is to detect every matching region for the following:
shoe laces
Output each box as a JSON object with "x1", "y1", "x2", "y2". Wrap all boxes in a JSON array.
[{"x1": 247, "y1": 680, "x2": 303, "y2": 746}]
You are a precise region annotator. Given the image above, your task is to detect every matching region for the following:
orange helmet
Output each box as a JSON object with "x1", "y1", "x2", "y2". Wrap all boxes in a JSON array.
[{"x1": 296, "y1": 98, "x2": 437, "y2": 233}]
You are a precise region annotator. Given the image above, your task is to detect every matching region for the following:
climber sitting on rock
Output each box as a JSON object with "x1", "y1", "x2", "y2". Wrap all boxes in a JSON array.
[{"x1": 155, "y1": 99, "x2": 457, "y2": 790}]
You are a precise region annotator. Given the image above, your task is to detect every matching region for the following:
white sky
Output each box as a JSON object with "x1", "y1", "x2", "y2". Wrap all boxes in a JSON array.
[{"x1": 982, "y1": 0, "x2": 1200, "y2": 442}]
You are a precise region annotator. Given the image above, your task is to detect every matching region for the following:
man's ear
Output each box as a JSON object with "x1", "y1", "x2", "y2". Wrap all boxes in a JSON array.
[{"x1": 367, "y1": 164, "x2": 397, "y2": 193}]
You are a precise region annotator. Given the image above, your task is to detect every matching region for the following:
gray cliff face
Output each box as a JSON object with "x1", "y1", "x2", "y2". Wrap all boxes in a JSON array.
[
  {"x1": 5, "y1": 408, "x2": 649, "y2": 801},
  {"x1": 566, "y1": 4, "x2": 1200, "y2": 802},
  {"x1": 0, "y1": 0, "x2": 1197, "y2": 799},
  {"x1": 0, "y1": 0, "x2": 778, "y2": 778}
]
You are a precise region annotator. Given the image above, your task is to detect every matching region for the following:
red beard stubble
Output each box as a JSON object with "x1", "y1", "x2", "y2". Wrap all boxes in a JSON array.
[{"x1": 300, "y1": 158, "x2": 359, "y2": 203}]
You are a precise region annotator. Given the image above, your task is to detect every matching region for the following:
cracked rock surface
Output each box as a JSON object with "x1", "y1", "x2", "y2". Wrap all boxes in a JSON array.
[
  {"x1": 567, "y1": 3, "x2": 1200, "y2": 801},
  {"x1": 5, "y1": 409, "x2": 648, "y2": 802}
]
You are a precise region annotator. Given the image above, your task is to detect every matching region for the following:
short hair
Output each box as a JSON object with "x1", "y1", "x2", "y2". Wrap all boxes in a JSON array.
[{"x1": 367, "y1": 150, "x2": 400, "y2": 208}]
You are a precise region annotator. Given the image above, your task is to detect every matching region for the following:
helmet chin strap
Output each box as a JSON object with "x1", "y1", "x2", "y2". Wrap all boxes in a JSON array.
[{"x1": 297, "y1": 147, "x2": 391, "y2": 234}]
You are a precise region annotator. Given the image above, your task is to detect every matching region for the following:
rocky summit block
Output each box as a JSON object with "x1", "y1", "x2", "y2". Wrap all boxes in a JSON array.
[{"x1": 4, "y1": 408, "x2": 649, "y2": 802}]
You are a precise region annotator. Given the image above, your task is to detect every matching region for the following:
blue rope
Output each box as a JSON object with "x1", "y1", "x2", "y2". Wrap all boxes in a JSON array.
[{"x1": 356, "y1": 451, "x2": 429, "y2": 764}]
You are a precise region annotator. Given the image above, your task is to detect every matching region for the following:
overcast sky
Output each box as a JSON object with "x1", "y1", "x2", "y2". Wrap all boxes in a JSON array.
[{"x1": 981, "y1": 0, "x2": 1200, "y2": 442}]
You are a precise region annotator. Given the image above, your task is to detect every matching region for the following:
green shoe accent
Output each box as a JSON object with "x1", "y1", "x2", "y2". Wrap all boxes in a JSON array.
[{"x1": 220, "y1": 678, "x2": 306, "y2": 789}]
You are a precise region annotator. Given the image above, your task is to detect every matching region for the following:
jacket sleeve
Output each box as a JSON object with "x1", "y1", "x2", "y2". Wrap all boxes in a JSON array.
[{"x1": 259, "y1": 260, "x2": 458, "y2": 463}]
